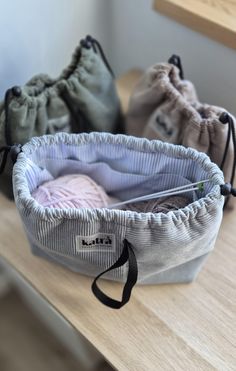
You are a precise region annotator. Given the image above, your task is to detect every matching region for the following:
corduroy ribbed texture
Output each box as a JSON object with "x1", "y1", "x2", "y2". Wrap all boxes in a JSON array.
[{"x1": 13, "y1": 133, "x2": 224, "y2": 284}]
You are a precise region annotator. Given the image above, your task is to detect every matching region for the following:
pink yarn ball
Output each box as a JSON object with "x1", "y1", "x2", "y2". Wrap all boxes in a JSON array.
[{"x1": 32, "y1": 174, "x2": 114, "y2": 209}]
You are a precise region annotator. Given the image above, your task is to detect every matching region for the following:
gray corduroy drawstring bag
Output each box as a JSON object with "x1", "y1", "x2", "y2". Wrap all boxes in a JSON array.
[{"x1": 12, "y1": 132, "x2": 228, "y2": 308}]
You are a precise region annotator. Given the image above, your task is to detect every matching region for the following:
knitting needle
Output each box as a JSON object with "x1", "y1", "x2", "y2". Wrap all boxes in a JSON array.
[
  {"x1": 107, "y1": 179, "x2": 211, "y2": 209},
  {"x1": 129, "y1": 180, "x2": 207, "y2": 201},
  {"x1": 107, "y1": 187, "x2": 199, "y2": 209}
]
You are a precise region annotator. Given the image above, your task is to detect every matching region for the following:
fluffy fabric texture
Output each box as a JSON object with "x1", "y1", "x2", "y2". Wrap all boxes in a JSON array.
[
  {"x1": 126, "y1": 62, "x2": 236, "y2": 209},
  {"x1": 126, "y1": 63, "x2": 198, "y2": 139}
]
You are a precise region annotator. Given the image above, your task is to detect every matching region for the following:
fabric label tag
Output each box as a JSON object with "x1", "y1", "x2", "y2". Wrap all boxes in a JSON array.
[
  {"x1": 76, "y1": 233, "x2": 116, "y2": 253},
  {"x1": 148, "y1": 108, "x2": 179, "y2": 142}
]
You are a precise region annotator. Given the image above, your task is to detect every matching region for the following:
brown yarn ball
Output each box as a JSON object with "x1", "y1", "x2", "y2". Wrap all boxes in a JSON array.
[{"x1": 125, "y1": 195, "x2": 189, "y2": 213}]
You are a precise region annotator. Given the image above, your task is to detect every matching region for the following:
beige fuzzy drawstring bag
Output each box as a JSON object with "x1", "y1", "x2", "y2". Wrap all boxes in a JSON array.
[{"x1": 126, "y1": 55, "x2": 236, "y2": 208}]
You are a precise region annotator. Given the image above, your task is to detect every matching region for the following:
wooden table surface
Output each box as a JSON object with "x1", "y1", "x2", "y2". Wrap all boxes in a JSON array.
[
  {"x1": 0, "y1": 73, "x2": 236, "y2": 370},
  {"x1": 0, "y1": 194, "x2": 235, "y2": 370}
]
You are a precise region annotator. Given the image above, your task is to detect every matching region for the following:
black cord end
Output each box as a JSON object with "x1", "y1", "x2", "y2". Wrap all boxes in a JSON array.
[
  {"x1": 168, "y1": 54, "x2": 179, "y2": 66},
  {"x1": 11, "y1": 86, "x2": 21, "y2": 97},
  {"x1": 80, "y1": 39, "x2": 91, "y2": 49},
  {"x1": 86, "y1": 35, "x2": 93, "y2": 42},
  {"x1": 168, "y1": 54, "x2": 184, "y2": 79},
  {"x1": 10, "y1": 144, "x2": 22, "y2": 164},
  {"x1": 220, "y1": 183, "x2": 236, "y2": 197},
  {"x1": 219, "y1": 112, "x2": 229, "y2": 124},
  {"x1": 220, "y1": 183, "x2": 231, "y2": 196}
]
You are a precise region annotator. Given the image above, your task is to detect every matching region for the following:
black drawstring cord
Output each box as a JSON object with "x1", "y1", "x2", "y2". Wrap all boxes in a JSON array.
[
  {"x1": 4, "y1": 86, "x2": 22, "y2": 146},
  {"x1": 0, "y1": 146, "x2": 11, "y2": 174},
  {"x1": 220, "y1": 116, "x2": 231, "y2": 171},
  {"x1": 80, "y1": 35, "x2": 115, "y2": 77},
  {"x1": 0, "y1": 144, "x2": 22, "y2": 175},
  {"x1": 0, "y1": 87, "x2": 22, "y2": 174},
  {"x1": 4, "y1": 89, "x2": 13, "y2": 146},
  {"x1": 219, "y1": 113, "x2": 236, "y2": 185},
  {"x1": 219, "y1": 112, "x2": 236, "y2": 207},
  {"x1": 230, "y1": 115, "x2": 236, "y2": 186},
  {"x1": 168, "y1": 54, "x2": 184, "y2": 80}
]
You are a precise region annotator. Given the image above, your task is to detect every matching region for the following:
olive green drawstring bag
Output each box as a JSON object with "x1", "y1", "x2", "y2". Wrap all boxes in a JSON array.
[{"x1": 0, "y1": 35, "x2": 123, "y2": 198}]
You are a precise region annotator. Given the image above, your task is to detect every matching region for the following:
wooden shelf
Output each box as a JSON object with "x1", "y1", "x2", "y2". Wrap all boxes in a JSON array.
[{"x1": 154, "y1": 0, "x2": 236, "y2": 50}]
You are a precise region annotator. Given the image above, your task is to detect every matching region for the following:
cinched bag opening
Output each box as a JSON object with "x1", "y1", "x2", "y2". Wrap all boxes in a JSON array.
[
  {"x1": 126, "y1": 55, "x2": 236, "y2": 210},
  {"x1": 13, "y1": 133, "x2": 225, "y2": 308},
  {"x1": 0, "y1": 35, "x2": 123, "y2": 199},
  {"x1": 17, "y1": 136, "x2": 216, "y2": 202}
]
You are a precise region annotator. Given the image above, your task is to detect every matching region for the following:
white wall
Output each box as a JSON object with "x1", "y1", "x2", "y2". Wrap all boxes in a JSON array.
[
  {"x1": 0, "y1": 0, "x2": 109, "y2": 98},
  {"x1": 108, "y1": 0, "x2": 236, "y2": 115},
  {"x1": 0, "y1": 0, "x2": 235, "y2": 114}
]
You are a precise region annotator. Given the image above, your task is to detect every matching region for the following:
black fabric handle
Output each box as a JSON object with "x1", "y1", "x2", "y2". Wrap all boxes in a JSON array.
[{"x1": 91, "y1": 239, "x2": 138, "y2": 309}]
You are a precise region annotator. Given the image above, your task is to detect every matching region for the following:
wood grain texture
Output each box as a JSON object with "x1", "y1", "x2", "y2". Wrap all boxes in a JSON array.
[
  {"x1": 0, "y1": 71, "x2": 235, "y2": 370},
  {"x1": 154, "y1": 0, "x2": 236, "y2": 50},
  {"x1": 1, "y1": 195, "x2": 236, "y2": 370}
]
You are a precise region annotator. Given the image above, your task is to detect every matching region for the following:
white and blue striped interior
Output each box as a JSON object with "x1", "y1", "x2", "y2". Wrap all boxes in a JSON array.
[
  {"x1": 13, "y1": 133, "x2": 224, "y2": 284},
  {"x1": 25, "y1": 141, "x2": 214, "y2": 206}
]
